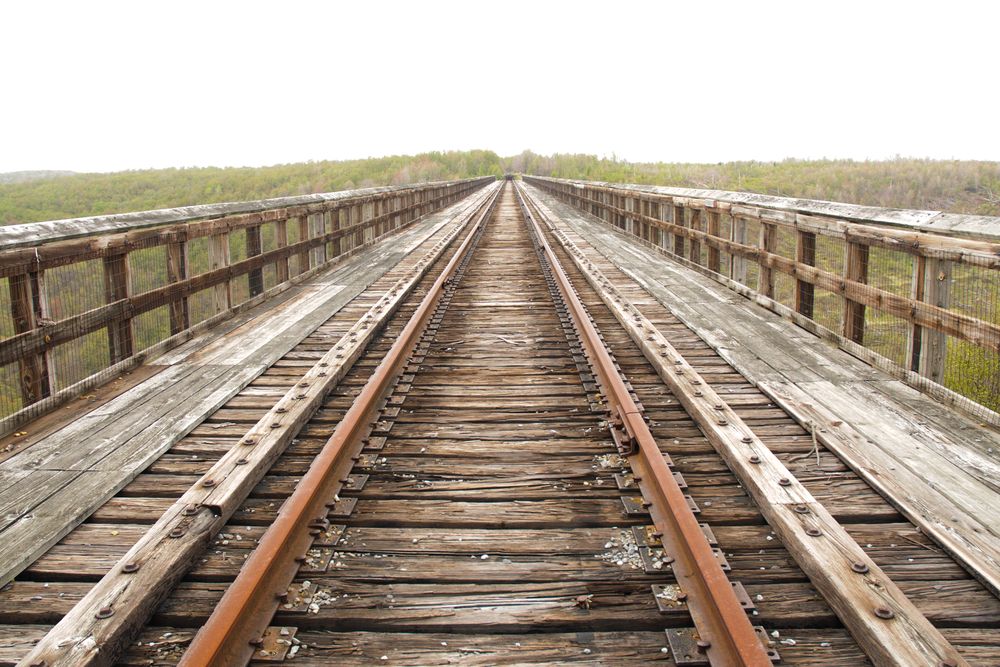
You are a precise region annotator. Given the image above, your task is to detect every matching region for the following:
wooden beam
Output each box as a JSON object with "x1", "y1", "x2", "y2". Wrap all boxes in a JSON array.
[
  {"x1": 166, "y1": 238, "x2": 190, "y2": 335},
  {"x1": 730, "y1": 212, "x2": 748, "y2": 284},
  {"x1": 245, "y1": 224, "x2": 264, "y2": 298},
  {"x1": 102, "y1": 254, "x2": 133, "y2": 364},
  {"x1": 917, "y1": 258, "x2": 952, "y2": 383},
  {"x1": 297, "y1": 215, "x2": 311, "y2": 275},
  {"x1": 274, "y1": 219, "x2": 289, "y2": 284},
  {"x1": 758, "y1": 222, "x2": 778, "y2": 299},
  {"x1": 706, "y1": 210, "x2": 721, "y2": 274},
  {"x1": 8, "y1": 273, "x2": 51, "y2": 406},
  {"x1": 688, "y1": 208, "x2": 702, "y2": 264},
  {"x1": 671, "y1": 204, "x2": 686, "y2": 257},
  {"x1": 208, "y1": 232, "x2": 231, "y2": 315},
  {"x1": 843, "y1": 241, "x2": 870, "y2": 344},
  {"x1": 795, "y1": 230, "x2": 816, "y2": 318}
]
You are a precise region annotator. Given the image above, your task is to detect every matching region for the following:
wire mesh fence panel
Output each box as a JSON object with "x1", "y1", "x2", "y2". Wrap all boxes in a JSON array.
[
  {"x1": 0, "y1": 362, "x2": 22, "y2": 417},
  {"x1": 188, "y1": 289, "x2": 215, "y2": 327},
  {"x1": 945, "y1": 338, "x2": 1000, "y2": 413},
  {"x1": 185, "y1": 237, "x2": 213, "y2": 325},
  {"x1": 862, "y1": 248, "x2": 915, "y2": 365},
  {"x1": 0, "y1": 278, "x2": 13, "y2": 339},
  {"x1": 44, "y1": 260, "x2": 104, "y2": 320},
  {"x1": 133, "y1": 305, "x2": 171, "y2": 351},
  {"x1": 944, "y1": 263, "x2": 1000, "y2": 412},
  {"x1": 230, "y1": 274, "x2": 250, "y2": 307},
  {"x1": 128, "y1": 245, "x2": 168, "y2": 296},
  {"x1": 773, "y1": 272, "x2": 797, "y2": 310},
  {"x1": 812, "y1": 235, "x2": 845, "y2": 333},
  {"x1": 286, "y1": 221, "x2": 303, "y2": 276},
  {"x1": 51, "y1": 328, "x2": 109, "y2": 392}
]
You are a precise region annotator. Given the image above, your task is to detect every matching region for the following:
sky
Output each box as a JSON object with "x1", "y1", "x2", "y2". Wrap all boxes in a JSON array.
[{"x1": 1, "y1": 0, "x2": 997, "y2": 173}]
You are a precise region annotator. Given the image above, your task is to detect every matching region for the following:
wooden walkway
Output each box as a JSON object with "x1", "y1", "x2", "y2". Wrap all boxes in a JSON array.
[
  {"x1": 523, "y1": 182, "x2": 1000, "y2": 596},
  {"x1": 0, "y1": 191, "x2": 486, "y2": 588},
  {"x1": 0, "y1": 180, "x2": 998, "y2": 666}
]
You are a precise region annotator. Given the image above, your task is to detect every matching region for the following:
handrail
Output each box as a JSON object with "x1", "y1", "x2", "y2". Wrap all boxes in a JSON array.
[
  {"x1": 525, "y1": 175, "x2": 1000, "y2": 424},
  {"x1": 0, "y1": 177, "x2": 494, "y2": 430}
]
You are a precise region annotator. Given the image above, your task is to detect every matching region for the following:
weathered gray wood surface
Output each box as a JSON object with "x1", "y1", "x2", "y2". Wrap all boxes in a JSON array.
[
  {"x1": 525, "y1": 183, "x2": 1000, "y2": 597},
  {"x1": 0, "y1": 178, "x2": 490, "y2": 250},
  {"x1": 533, "y1": 176, "x2": 1000, "y2": 241},
  {"x1": 0, "y1": 194, "x2": 484, "y2": 589}
]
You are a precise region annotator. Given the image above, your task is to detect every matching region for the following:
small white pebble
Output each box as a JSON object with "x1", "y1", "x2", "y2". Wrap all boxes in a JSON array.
[
  {"x1": 661, "y1": 647, "x2": 670, "y2": 653},
  {"x1": 481, "y1": 554, "x2": 489, "y2": 560},
  {"x1": 380, "y1": 656, "x2": 387, "y2": 661},
  {"x1": 820, "y1": 642, "x2": 831, "y2": 647},
  {"x1": 441, "y1": 642, "x2": 448, "y2": 646},
  {"x1": 582, "y1": 648, "x2": 592, "y2": 654},
  {"x1": 771, "y1": 630, "x2": 780, "y2": 638}
]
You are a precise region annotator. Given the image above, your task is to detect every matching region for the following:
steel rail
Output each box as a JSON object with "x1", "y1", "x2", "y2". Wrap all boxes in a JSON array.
[
  {"x1": 514, "y1": 181, "x2": 772, "y2": 667},
  {"x1": 178, "y1": 181, "x2": 503, "y2": 667}
]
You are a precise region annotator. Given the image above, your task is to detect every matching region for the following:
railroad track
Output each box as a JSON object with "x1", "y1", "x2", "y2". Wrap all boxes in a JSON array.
[{"x1": 3, "y1": 181, "x2": 998, "y2": 666}]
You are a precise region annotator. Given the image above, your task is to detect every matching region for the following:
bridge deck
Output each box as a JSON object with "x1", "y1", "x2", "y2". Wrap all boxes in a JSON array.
[
  {"x1": 0, "y1": 193, "x2": 482, "y2": 588},
  {"x1": 524, "y1": 183, "x2": 1000, "y2": 595},
  {"x1": 1, "y1": 181, "x2": 998, "y2": 666}
]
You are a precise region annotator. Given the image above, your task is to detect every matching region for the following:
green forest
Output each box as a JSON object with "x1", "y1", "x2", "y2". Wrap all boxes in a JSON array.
[{"x1": 2, "y1": 151, "x2": 999, "y2": 225}]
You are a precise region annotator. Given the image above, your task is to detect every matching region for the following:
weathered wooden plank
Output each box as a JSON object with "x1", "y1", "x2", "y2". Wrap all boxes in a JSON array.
[
  {"x1": 16, "y1": 183, "x2": 501, "y2": 667},
  {"x1": 528, "y1": 175, "x2": 1000, "y2": 243},
  {"x1": 531, "y1": 183, "x2": 1000, "y2": 597},
  {"x1": 525, "y1": 185, "x2": 967, "y2": 667},
  {"x1": 0, "y1": 178, "x2": 492, "y2": 251}
]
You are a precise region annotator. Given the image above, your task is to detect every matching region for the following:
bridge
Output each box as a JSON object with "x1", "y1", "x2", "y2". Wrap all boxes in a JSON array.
[{"x1": 0, "y1": 176, "x2": 997, "y2": 666}]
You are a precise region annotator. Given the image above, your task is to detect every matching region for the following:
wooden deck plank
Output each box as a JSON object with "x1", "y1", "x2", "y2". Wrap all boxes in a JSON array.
[
  {"x1": 528, "y1": 183, "x2": 1000, "y2": 596},
  {"x1": 0, "y1": 196, "x2": 484, "y2": 588}
]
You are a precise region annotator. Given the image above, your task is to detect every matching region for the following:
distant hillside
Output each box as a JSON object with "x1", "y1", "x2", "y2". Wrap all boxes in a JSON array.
[
  {"x1": 0, "y1": 170, "x2": 76, "y2": 185},
  {"x1": 1, "y1": 152, "x2": 998, "y2": 225}
]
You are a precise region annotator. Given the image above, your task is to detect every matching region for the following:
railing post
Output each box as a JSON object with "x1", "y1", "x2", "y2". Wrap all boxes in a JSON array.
[
  {"x1": 658, "y1": 201, "x2": 670, "y2": 250},
  {"x1": 364, "y1": 201, "x2": 375, "y2": 245},
  {"x1": 9, "y1": 271, "x2": 53, "y2": 405},
  {"x1": 297, "y1": 215, "x2": 311, "y2": 275},
  {"x1": 795, "y1": 230, "x2": 816, "y2": 318},
  {"x1": 313, "y1": 213, "x2": 327, "y2": 267},
  {"x1": 689, "y1": 208, "x2": 703, "y2": 265},
  {"x1": 166, "y1": 234, "x2": 190, "y2": 334},
  {"x1": 758, "y1": 221, "x2": 777, "y2": 299},
  {"x1": 246, "y1": 224, "x2": 264, "y2": 298},
  {"x1": 706, "y1": 209, "x2": 721, "y2": 273},
  {"x1": 274, "y1": 219, "x2": 289, "y2": 284},
  {"x1": 730, "y1": 213, "x2": 748, "y2": 285},
  {"x1": 908, "y1": 257, "x2": 951, "y2": 383},
  {"x1": 103, "y1": 253, "x2": 133, "y2": 364},
  {"x1": 842, "y1": 241, "x2": 870, "y2": 344},
  {"x1": 208, "y1": 231, "x2": 231, "y2": 314},
  {"x1": 672, "y1": 204, "x2": 686, "y2": 257},
  {"x1": 328, "y1": 208, "x2": 341, "y2": 260}
]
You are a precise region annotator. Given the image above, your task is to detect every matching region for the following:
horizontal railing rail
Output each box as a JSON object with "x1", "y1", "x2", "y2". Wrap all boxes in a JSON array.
[
  {"x1": 525, "y1": 175, "x2": 1000, "y2": 423},
  {"x1": 0, "y1": 177, "x2": 494, "y2": 430}
]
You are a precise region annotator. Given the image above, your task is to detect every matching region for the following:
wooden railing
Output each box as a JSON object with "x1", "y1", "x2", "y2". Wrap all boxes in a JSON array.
[
  {"x1": 0, "y1": 177, "x2": 493, "y2": 428},
  {"x1": 525, "y1": 175, "x2": 1000, "y2": 421}
]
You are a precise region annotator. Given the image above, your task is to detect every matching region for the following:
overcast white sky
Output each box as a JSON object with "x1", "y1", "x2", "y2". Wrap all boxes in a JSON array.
[{"x1": 1, "y1": 0, "x2": 997, "y2": 173}]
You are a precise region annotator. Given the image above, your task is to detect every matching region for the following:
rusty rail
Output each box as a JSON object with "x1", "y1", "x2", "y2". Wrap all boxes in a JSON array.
[
  {"x1": 176, "y1": 182, "x2": 503, "y2": 666},
  {"x1": 515, "y1": 181, "x2": 773, "y2": 666}
]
